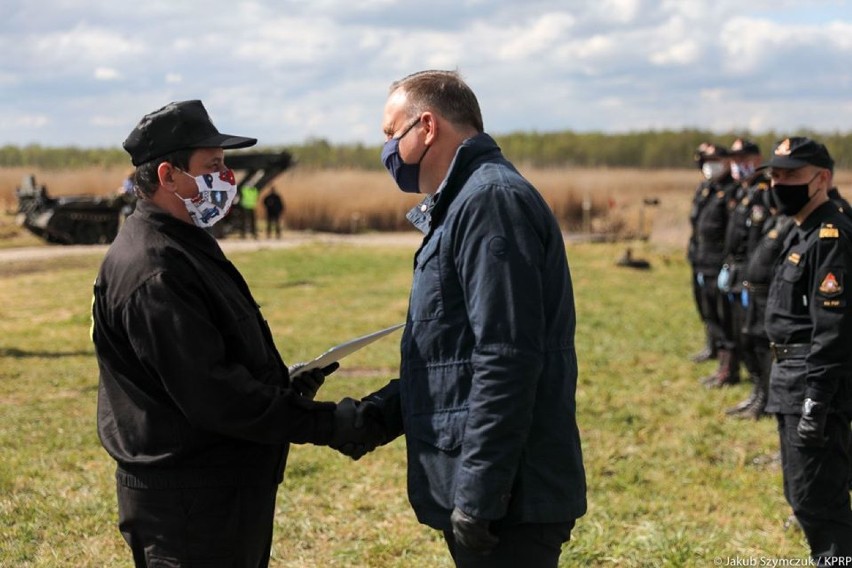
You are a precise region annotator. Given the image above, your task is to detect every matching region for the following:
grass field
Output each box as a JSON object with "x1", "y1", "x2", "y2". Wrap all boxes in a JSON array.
[{"x1": 0, "y1": 235, "x2": 815, "y2": 567}]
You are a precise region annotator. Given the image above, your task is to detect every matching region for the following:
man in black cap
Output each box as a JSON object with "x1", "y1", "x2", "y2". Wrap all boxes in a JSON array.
[
  {"x1": 763, "y1": 136, "x2": 852, "y2": 563},
  {"x1": 692, "y1": 144, "x2": 742, "y2": 388},
  {"x1": 721, "y1": 138, "x2": 774, "y2": 419},
  {"x1": 688, "y1": 142, "x2": 719, "y2": 362},
  {"x1": 92, "y1": 100, "x2": 379, "y2": 567}
]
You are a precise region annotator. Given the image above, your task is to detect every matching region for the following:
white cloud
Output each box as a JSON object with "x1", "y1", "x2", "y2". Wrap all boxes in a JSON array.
[
  {"x1": 594, "y1": 0, "x2": 641, "y2": 24},
  {"x1": 0, "y1": 112, "x2": 49, "y2": 129},
  {"x1": 1, "y1": 0, "x2": 852, "y2": 147},
  {"x1": 497, "y1": 12, "x2": 576, "y2": 60},
  {"x1": 31, "y1": 23, "x2": 143, "y2": 70},
  {"x1": 90, "y1": 115, "x2": 125, "y2": 127},
  {"x1": 94, "y1": 67, "x2": 120, "y2": 81}
]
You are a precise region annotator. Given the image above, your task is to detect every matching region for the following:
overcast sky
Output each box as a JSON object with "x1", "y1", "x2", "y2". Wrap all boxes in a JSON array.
[{"x1": 2, "y1": 0, "x2": 851, "y2": 149}]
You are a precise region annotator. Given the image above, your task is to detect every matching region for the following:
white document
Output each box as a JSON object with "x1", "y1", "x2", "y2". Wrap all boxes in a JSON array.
[{"x1": 289, "y1": 323, "x2": 405, "y2": 378}]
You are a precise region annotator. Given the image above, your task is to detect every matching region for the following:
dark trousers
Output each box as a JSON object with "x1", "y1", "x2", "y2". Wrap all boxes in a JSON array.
[
  {"x1": 777, "y1": 414, "x2": 852, "y2": 562},
  {"x1": 697, "y1": 271, "x2": 725, "y2": 349},
  {"x1": 443, "y1": 521, "x2": 575, "y2": 568},
  {"x1": 117, "y1": 482, "x2": 278, "y2": 567},
  {"x1": 691, "y1": 269, "x2": 705, "y2": 322},
  {"x1": 265, "y1": 214, "x2": 282, "y2": 238},
  {"x1": 716, "y1": 287, "x2": 737, "y2": 351},
  {"x1": 241, "y1": 208, "x2": 257, "y2": 238},
  {"x1": 740, "y1": 333, "x2": 771, "y2": 386}
]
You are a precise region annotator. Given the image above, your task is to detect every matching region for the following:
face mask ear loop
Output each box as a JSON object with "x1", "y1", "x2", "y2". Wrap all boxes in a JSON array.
[{"x1": 172, "y1": 168, "x2": 199, "y2": 202}]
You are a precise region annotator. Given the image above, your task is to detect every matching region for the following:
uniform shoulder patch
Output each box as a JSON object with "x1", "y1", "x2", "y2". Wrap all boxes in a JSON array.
[
  {"x1": 819, "y1": 272, "x2": 843, "y2": 296},
  {"x1": 767, "y1": 229, "x2": 778, "y2": 239},
  {"x1": 788, "y1": 252, "x2": 801, "y2": 265},
  {"x1": 716, "y1": 190, "x2": 725, "y2": 199},
  {"x1": 750, "y1": 206, "x2": 766, "y2": 223},
  {"x1": 819, "y1": 223, "x2": 839, "y2": 239}
]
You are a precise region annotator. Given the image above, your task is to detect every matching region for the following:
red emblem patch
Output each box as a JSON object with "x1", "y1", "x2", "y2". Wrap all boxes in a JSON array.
[{"x1": 819, "y1": 272, "x2": 842, "y2": 296}]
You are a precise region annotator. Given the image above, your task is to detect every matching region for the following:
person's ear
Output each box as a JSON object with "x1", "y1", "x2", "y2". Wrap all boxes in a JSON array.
[
  {"x1": 421, "y1": 112, "x2": 437, "y2": 146},
  {"x1": 158, "y1": 162, "x2": 179, "y2": 193}
]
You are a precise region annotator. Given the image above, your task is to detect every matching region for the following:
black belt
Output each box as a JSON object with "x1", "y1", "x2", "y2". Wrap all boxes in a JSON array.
[
  {"x1": 770, "y1": 343, "x2": 810, "y2": 361},
  {"x1": 745, "y1": 281, "x2": 769, "y2": 293}
]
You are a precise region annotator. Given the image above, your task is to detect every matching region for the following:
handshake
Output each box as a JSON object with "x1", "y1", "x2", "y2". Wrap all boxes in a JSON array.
[{"x1": 329, "y1": 398, "x2": 388, "y2": 460}]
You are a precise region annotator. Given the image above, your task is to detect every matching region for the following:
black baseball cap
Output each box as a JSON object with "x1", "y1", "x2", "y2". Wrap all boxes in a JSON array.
[
  {"x1": 701, "y1": 143, "x2": 729, "y2": 161},
  {"x1": 729, "y1": 138, "x2": 760, "y2": 156},
  {"x1": 762, "y1": 137, "x2": 834, "y2": 171},
  {"x1": 123, "y1": 100, "x2": 257, "y2": 166}
]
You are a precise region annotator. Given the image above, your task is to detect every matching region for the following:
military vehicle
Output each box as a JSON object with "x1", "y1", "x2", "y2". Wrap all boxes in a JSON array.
[{"x1": 14, "y1": 151, "x2": 293, "y2": 245}]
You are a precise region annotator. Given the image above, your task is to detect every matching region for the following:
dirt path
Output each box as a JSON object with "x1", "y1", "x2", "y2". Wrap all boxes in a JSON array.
[
  {"x1": 0, "y1": 231, "x2": 426, "y2": 264},
  {"x1": 0, "y1": 228, "x2": 657, "y2": 267}
]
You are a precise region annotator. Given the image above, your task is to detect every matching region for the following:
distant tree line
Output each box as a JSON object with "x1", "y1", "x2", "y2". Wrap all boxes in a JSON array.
[{"x1": 3, "y1": 129, "x2": 852, "y2": 170}]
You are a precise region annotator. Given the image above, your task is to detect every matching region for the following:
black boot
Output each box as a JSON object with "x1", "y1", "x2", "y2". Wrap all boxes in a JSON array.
[
  {"x1": 725, "y1": 382, "x2": 757, "y2": 415},
  {"x1": 738, "y1": 372, "x2": 768, "y2": 420},
  {"x1": 690, "y1": 327, "x2": 717, "y2": 363},
  {"x1": 700, "y1": 349, "x2": 728, "y2": 386},
  {"x1": 706, "y1": 349, "x2": 740, "y2": 389}
]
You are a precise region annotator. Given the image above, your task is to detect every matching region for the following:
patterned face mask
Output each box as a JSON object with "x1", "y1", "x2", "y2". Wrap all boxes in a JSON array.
[
  {"x1": 731, "y1": 162, "x2": 755, "y2": 181},
  {"x1": 177, "y1": 168, "x2": 238, "y2": 228},
  {"x1": 701, "y1": 161, "x2": 726, "y2": 181}
]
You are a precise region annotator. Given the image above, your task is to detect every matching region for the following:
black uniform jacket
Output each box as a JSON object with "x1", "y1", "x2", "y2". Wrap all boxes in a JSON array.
[
  {"x1": 742, "y1": 215, "x2": 793, "y2": 338},
  {"x1": 765, "y1": 201, "x2": 852, "y2": 414},
  {"x1": 693, "y1": 174, "x2": 738, "y2": 275},
  {"x1": 92, "y1": 200, "x2": 335, "y2": 488}
]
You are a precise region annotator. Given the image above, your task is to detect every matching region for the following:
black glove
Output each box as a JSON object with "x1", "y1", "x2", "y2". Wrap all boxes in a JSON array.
[
  {"x1": 330, "y1": 397, "x2": 385, "y2": 460},
  {"x1": 797, "y1": 398, "x2": 828, "y2": 447},
  {"x1": 289, "y1": 362, "x2": 339, "y2": 400},
  {"x1": 450, "y1": 507, "x2": 499, "y2": 555}
]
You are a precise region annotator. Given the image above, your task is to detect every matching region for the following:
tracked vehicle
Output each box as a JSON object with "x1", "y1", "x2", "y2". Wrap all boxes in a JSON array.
[{"x1": 14, "y1": 151, "x2": 293, "y2": 245}]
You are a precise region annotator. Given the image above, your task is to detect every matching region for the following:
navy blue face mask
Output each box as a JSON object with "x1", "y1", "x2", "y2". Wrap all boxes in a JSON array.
[{"x1": 381, "y1": 117, "x2": 431, "y2": 193}]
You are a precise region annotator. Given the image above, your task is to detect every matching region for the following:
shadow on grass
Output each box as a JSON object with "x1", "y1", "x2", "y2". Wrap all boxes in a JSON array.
[{"x1": 0, "y1": 347, "x2": 93, "y2": 359}]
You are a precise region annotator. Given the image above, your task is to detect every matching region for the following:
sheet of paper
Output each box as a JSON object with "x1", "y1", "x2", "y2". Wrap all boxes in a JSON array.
[{"x1": 289, "y1": 323, "x2": 405, "y2": 378}]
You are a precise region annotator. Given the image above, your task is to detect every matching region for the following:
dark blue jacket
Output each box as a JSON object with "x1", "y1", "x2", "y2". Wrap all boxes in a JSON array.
[{"x1": 371, "y1": 133, "x2": 586, "y2": 530}]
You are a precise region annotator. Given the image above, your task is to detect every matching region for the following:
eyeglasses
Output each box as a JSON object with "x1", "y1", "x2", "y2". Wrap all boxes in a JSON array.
[{"x1": 393, "y1": 116, "x2": 422, "y2": 140}]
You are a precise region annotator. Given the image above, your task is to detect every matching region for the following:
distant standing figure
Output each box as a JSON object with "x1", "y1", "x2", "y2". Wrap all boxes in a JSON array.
[
  {"x1": 688, "y1": 142, "x2": 717, "y2": 362},
  {"x1": 263, "y1": 186, "x2": 286, "y2": 239},
  {"x1": 240, "y1": 184, "x2": 259, "y2": 238}
]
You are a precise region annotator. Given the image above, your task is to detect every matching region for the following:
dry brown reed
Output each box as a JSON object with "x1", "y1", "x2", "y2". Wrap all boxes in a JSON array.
[{"x1": 3, "y1": 165, "x2": 851, "y2": 246}]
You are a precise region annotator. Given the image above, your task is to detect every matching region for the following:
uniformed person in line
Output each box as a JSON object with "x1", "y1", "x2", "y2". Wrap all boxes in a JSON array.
[
  {"x1": 693, "y1": 144, "x2": 742, "y2": 388},
  {"x1": 718, "y1": 139, "x2": 766, "y2": 403},
  {"x1": 763, "y1": 137, "x2": 852, "y2": 562},
  {"x1": 688, "y1": 142, "x2": 718, "y2": 362},
  {"x1": 827, "y1": 174, "x2": 852, "y2": 219},
  {"x1": 725, "y1": 146, "x2": 791, "y2": 419}
]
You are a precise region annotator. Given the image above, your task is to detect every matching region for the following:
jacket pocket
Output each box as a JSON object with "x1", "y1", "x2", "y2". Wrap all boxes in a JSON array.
[
  {"x1": 407, "y1": 408, "x2": 467, "y2": 452},
  {"x1": 769, "y1": 262, "x2": 806, "y2": 316},
  {"x1": 409, "y1": 233, "x2": 444, "y2": 321}
]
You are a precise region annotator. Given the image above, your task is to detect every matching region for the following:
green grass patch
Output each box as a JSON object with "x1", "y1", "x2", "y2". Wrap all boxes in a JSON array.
[{"x1": 0, "y1": 241, "x2": 809, "y2": 566}]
